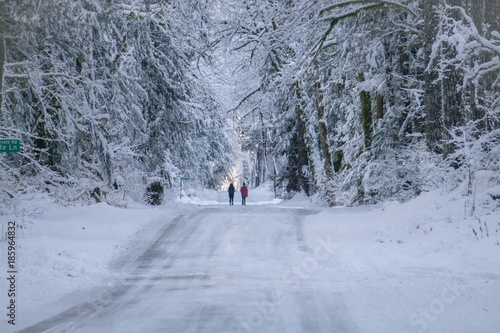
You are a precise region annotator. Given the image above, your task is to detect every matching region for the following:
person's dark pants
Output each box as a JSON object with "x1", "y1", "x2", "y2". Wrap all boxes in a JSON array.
[
  {"x1": 242, "y1": 197, "x2": 246, "y2": 206},
  {"x1": 229, "y1": 193, "x2": 234, "y2": 205}
]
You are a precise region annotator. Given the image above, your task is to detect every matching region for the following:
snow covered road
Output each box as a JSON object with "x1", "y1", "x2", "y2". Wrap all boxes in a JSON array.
[
  {"x1": 16, "y1": 205, "x2": 358, "y2": 333},
  {"x1": 5, "y1": 188, "x2": 500, "y2": 333}
]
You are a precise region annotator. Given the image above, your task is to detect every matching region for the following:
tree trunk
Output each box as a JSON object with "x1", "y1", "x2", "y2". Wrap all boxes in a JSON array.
[
  {"x1": 333, "y1": 150, "x2": 344, "y2": 173},
  {"x1": 287, "y1": 83, "x2": 310, "y2": 195},
  {"x1": 360, "y1": 90, "x2": 372, "y2": 149},
  {"x1": 482, "y1": 0, "x2": 499, "y2": 93},
  {"x1": 296, "y1": 106, "x2": 310, "y2": 195},
  {"x1": 375, "y1": 93, "x2": 384, "y2": 121},
  {"x1": 442, "y1": 2, "x2": 465, "y2": 157},
  {"x1": 313, "y1": 60, "x2": 333, "y2": 179},
  {"x1": 254, "y1": 113, "x2": 269, "y2": 188},
  {"x1": 286, "y1": 108, "x2": 310, "y2": 195},
  {"x1": 468, "y1": 0, "x2": 485, "y2": 32},
  {"x1": 484, "y1": 0, "x2": 499, "y2": 38},
  {"x1": 260, "y1": 112, "x2": 268, "y2": 185},
  {"x1": 273, "y1": 156, "x2": 278, "y2": 198},
  {"x1": 255, "y1": 146, "x2": 262, "y2": 187},
  {"x1": 314, "y1": 61, "x2": 335, "y2": 205},
  {"x1": 424, "y1": 0, "x2": 444, "y2": 153},
  {"x1": 357, "y1": 73, "x2": 373, "y2": 150},
  {"x1": 441, "y1": 2, "x2": 466, "y2": 157}
]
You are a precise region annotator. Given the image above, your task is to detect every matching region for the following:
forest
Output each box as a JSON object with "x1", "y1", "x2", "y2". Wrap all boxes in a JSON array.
[{"x1": 0, "y1": 0, "x2": 498, "y2": 207}]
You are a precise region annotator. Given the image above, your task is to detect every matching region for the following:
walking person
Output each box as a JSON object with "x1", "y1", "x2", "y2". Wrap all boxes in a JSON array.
[
  {"x1": 228, "y1": 183, "x2": 235, "y2": 206},
  {"x1": 240, "y1": 182, "x2": 248, "y2": 206}
]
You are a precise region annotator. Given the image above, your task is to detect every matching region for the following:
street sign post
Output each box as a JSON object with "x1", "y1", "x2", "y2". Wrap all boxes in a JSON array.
[
  {"x1": 0, "y1": 139, "x2": 20, "y2": 153},
  {"x1": 180, "y1": 177, "x2": 189, "y2": 197}
]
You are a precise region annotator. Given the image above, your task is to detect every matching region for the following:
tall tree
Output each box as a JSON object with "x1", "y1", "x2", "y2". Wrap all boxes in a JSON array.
[
  {"x1": 0, "y1": 0, "x2": 234, "y2": 203},
  {"x1": 424, "y1": 0, "x2": 444, "y2": 153}
]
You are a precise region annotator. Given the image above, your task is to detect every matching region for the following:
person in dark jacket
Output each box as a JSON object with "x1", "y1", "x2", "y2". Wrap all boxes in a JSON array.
[
  {"x1": 240, "y1": 182, "x2": 248, "y2": 206},
  {"x1": 228, "y1": 183, "x2": 235, "y2": 206}
]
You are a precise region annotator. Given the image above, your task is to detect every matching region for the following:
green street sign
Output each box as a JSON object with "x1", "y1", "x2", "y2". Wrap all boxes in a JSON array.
[
  {"x1": 0, "y1": 139, "x2": 20, "y2": 153},
  {"x1": 181, "y1": 177, "x2": 189, "y2": 181}
]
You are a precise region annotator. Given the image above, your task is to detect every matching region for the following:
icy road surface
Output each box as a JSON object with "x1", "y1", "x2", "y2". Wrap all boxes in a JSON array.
[{"x1": 17, "y1": 205, "x2": 358, "y2": 333}]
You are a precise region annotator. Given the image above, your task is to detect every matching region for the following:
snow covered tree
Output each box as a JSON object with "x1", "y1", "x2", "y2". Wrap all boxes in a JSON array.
[
  {"x1": 0, "y1": 0, "x2": 234, "y2": 204},
  {"x1": 221, "y1": 0, "x2": 498, "y2": 206},
  {"x1": 433, "y1": 2, "x2": 500, "y2": 213},
  {"x1": 1, "y1": 0, "x2": 498, "y2": 207}
]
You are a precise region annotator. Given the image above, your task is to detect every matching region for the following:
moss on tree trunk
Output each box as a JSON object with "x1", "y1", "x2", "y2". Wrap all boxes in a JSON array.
[{"x1": 360, "y1": 90, "x2": 372, "y2": 149}]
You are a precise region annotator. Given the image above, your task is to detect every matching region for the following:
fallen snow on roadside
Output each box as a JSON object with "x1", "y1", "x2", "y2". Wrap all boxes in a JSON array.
[
  {"x1": 302, "y1": 188, "x2": 500, "y2": 333},
  {"x1": 0, "y1": 195, "x2": 186, "y2": 330}
]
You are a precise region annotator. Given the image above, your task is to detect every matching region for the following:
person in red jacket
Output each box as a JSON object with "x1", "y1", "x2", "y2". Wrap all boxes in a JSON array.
[{"x1": 240, "y1": 182, "x2": 248, "y2": 206}]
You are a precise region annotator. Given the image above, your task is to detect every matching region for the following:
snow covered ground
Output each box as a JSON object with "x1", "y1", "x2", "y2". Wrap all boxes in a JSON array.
[{"x1": 1, "y1": 183, "x2": 499, "y2": 333}]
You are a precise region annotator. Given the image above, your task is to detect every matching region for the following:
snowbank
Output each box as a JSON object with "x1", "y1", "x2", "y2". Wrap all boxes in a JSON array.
[
  {"x1": 0, "y1": 195, "x2": 188, "y2": 330},
  {"x1": 302, "y1": 189, "x2": 500, "y2": 333}
]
